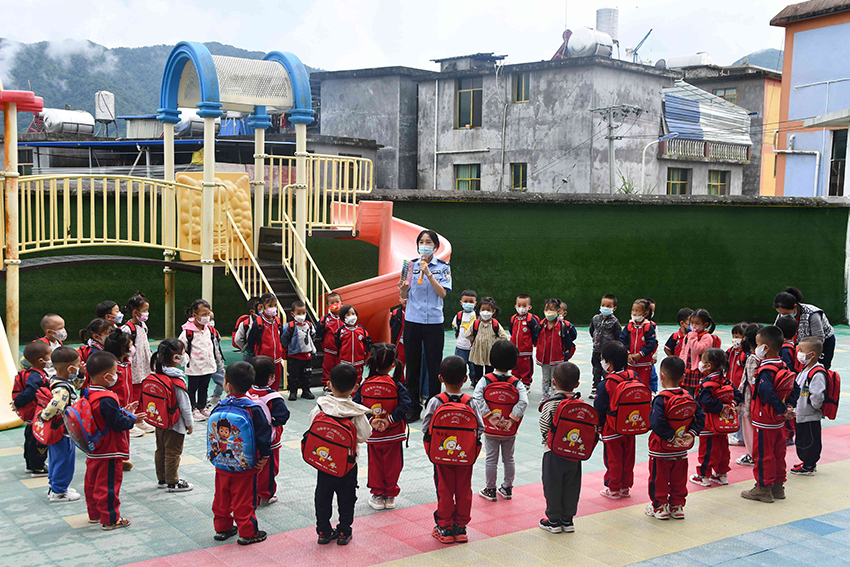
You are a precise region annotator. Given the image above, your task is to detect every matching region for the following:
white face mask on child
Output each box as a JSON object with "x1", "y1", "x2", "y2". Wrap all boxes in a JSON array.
[
  {"x1": 601, "y1": 360, "x2": 611, "y2": 373},
  {"x1": 755, "y1": 344, "x2": 769, "y2": 359},
  {"x1": 697, "y1": 361, "x2": 708, "y2": 374},
  {"x1": 479, "y1": 311, "x2": 493, "y2": 321},
  {"x1": 732, "y1": 338, "x2": 742, "y2": 348},
  {"x1": 797, "y1": 351, "x2": 811, "y2": 365},
  {"x1": 345, "y1": 315, "x2": 358, "y2": 326}
]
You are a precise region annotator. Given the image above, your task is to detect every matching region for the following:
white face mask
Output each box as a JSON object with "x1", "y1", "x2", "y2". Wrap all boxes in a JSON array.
[
  {"x1": 755, "y1": 344, "x2": 769, "y2": 359},
  {"x1": 632, "y1": 315, "x2": 645, "y2": 325},
  {"x1": 196, "y1": 315, "x2": 210, "y2": 326},
  {"x1": 54, "y1": 328, "x2": 68, "y2": 342},
  {"x1": 68, "y1": 366, "x2": 79, "y2": 377},
  {"x1": 113, "y1": 312, "x2": 124, "y2": 324},
  {"x1": 697, "y1": 361, "x2": 708, "y2": 374},
  {"x1": 516, "y1": 307, "x2": 528, "y2": 316},
  {"x1": 175, "y1": 353, "x2": 190, "y2": 367},
  {"x1": 479, "y1": 310, "x2": 493, "y2": 321},
  {"x1": 732, "y1": 338, "x2": 742, "y2": 348},
  {"x1": 601, "y1": 360, "x2": 611, "y2": 373},
  {"x1": 294, "y1": 314, "x2": 307, "y2": 324},
  {"x1": 345, "y1": 315, "x2": 358, "y2": 326},
  {"x1": 797, "y1": 351, "x2": 811, "y2": 365},
  {"x1": 104, "y1": 373, "x2": 118, "y2": 388}
]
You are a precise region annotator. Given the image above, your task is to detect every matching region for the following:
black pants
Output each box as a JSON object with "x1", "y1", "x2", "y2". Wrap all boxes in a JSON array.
[
  {"x1": 288, "y1": 358, "x2": 312, "y2": 393},
  {"x1": 315, "y1": 465, "x2": 358, "y2": 535},
  {"x1": 795, "y1": 420, "x2": 822, "y2": 469},
  {"x1": 404, "y1": 321, "x2": 444, "y2": 409},
  {"x1": 187, "y1": 374, "x2": 211, "y2": 410},
  {"x1": 822, "y1": 334, "x2": 836, "y2": 370},
  {"x1": 471, "y1": 364, "x2": 493, "y2": 387},
  {"x1": 542, "y1": 451, "x2": 582, "y2": 522},
  {"x1": 24, "y1": 424, "x2": 48, "y2": 471},
  {"x1": 591, "y1": 351, "x2": 605, "y2": 388}
]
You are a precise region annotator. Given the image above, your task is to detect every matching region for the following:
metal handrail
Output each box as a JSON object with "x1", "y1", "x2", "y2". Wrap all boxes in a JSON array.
[{"x1": 277, "y1": 204, "x2": 332, "y2": 321}]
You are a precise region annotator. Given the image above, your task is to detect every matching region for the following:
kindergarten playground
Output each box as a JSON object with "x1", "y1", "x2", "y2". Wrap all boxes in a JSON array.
[{"x1": 2, "y1": 41, "x2": 850, "y2": 567}]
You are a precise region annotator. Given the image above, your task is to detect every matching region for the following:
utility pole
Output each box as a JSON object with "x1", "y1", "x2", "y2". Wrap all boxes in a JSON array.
[{"x1": 590, "y1": 105, "x2": 643, "y2": 193}]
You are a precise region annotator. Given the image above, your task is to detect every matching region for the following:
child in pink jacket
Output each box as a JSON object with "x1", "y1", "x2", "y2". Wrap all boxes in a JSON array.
[{"x1": 679, "y1": 309, "x2": 717, "y2": 394}]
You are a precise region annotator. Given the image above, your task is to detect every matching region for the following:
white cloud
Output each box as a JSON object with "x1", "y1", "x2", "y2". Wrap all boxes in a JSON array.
[
  {"x1": 0, "y1": 39, "x2": 23, "y2": 87},
  {"x1": 44, "y1": 39, "x2": 117, "y2": 74}
]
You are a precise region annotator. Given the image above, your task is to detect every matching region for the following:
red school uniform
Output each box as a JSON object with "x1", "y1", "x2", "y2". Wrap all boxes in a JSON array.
[
  {"x1": 620, "y1": 321, "x2": 658, "y2": 389},
  {"x1": 509, "y1": 313, "x2": 540, "y2": 386},
  {"x1": 318, "y1": 313, "x2": 343, "y2": 386},
  {"x1": 248, "y1": 386, "x2": 290, "y2": 501},
  {"x1": 335, "y1": 324, "x2": 372, "y2": 381},
  {"x1": 247, "y1": 315, "x2": 285, "y2": 391},
  {"x1": 726, "y1": 346, "x2": 747, "y2": 390},
  {"x1": 535, "y1": 319, "x2": 577, "y2": 366},
  {"x1": 594, "y1": 369, "x2": 640, "y2": 493},
  {"x1": 695, "y1": 372, "x2": 734, "y2": 478},
  {"x1": 751, "y1": 359, "x2": 798, "y2": 487}
]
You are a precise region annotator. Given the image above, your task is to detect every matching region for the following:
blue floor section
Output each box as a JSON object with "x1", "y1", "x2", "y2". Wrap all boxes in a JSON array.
[{"x1": 630, "y1": 510, "x2": 850, "y2": 566}]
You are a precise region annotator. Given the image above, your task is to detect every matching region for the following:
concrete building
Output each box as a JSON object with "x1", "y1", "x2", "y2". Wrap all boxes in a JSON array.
[
  {"x1": 677, "y1": 64, "x2": 782, "y2": 195},
  {"x1": 771, "y1": 0, "x2": 850, "y2": 197}
]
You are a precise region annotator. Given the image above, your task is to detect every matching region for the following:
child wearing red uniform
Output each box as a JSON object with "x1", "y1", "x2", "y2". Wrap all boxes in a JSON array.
[
  {"x1": 726, "y1": 324, "x2": 748, "y2": 446},
  {"x1": 646, "y1": 357, "x2": 704, "y2": 520},
  {"x1": 232, "y1": 296, "x2": 260, "y2": 358},
  {"x1": 535, "y1": 298, "x2": 577, "y2": 397},
  {"x1": 13, "y1": 341, "x2": 51, "y2": 475},
  {"x1": 78, "y1": 318, "x2": 112, "y2": 366},
  {"x1": 593, "y1": 341, "x2": 639, "y2": 499},
  {"x1": 354, "y1": 344, "x2": 411, "y2": 510},
  {"x1": 679, "y1": 309, "x2": 717, "y2": 394},
  {"x1": 104, "y1": 330, "x2": 139, "y2": 471},
  {"x1": 690, "y1": 349, "x2": 741, "y2": 487},
  {"x1": 619, "y1": 299, "x2": 658, "y2": 389},
  {"x1": 335, "y1": 305, "x2": 372, "y2": 382},
  {"x1": 424, "y1": 355, "x2": 485, "y2": 544},
  {"x1": 33, "y1": 313, "x2": 66, "y2": 376},
  {"x1": 83, "y1": 351, "x2": 145, "y2": 529},
  {"x1": 741, "y1": 326, "x2": 800, "y2": 503},
  {"x1": 664, "y1": 308, "x2": 693, "y2": 357},
  {"x1": 281, "y1": 300, "x2": 317, "y2": 401},
  {"x1": 246, "y1": 293, "x2": 285, "y2": 391},
  {"x1": 777, "y1": 316, "x2": 801, "y2": 373},
  {"x1": 317, "y1": 292, "x2": 344, "y2": 389},
  {"x1": 389, "y1": 295, "x2": 407, "y2": 382},
  {"x1": 508, "y1": 294, "x2": 540, "y2": 389},
  {"x1": 248, "y1": 356, "x2": 290, "y2": 506}
]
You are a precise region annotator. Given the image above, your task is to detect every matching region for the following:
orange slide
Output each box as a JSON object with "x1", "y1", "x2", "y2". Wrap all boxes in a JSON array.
[{"x1": 333, "y1": 201, "x2": 452, "y2": 343}]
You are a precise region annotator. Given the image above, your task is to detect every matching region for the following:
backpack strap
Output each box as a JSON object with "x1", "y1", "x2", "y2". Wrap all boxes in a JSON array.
[
  {"x1": 455, "y1": 312, "x2": 463, "y2": 338},
  {"x1": 185, "y1": 330, "x2": 194, "y2": 356},
  {"x1": 125, "y1": 321, "x2": 137, "y2": 342}
]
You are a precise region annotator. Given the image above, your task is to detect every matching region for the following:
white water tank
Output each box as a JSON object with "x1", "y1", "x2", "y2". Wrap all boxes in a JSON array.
[
  {"x1": 40, "y1": 109, "x2": 96, "y2": 135},
  {"x1": 596, "y1": 8, "x2": 619, "y2": 42},
  {"x1": 665, "y1": 52, "x2": 715, "y2": 69},
  {"x1": 95, "y1": 91, "x2": 115, "y2": 122},
  {"x1": 568, "y1": 28, "x2": 614, "y2": 58}
]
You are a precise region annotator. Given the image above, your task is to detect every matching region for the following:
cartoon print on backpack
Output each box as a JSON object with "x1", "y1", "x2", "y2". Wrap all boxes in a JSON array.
[
  {"x1": 438, "y1": 435, "x2": 467, "y2": 459},
  {"x1": 208, "y1": 418, "x2": 243, "y2": 467}
]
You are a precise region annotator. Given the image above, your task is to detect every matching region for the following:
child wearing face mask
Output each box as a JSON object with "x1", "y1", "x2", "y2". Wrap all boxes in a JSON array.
[
  {"x1": 281, "y1": 299, "x2": 318, "y2": 401},
  {"x1": 736, "y1": 323, "x2": 763, "y2": 466},
  {"x1": 179, "y1": 299, "x2": 218, "y2": 421},
  {"x1": 619, "y1": 299, "x2": 658, "y2": 390},
  {"x1": 78, "y1": 318, "x2": 113, "y2": 366},
  {"x1": 509, "y1": 294, "x2": 540, "y2": 391},
  {"x1": 14, "y1": 341, "x2": 52, "y2": 476},
  {"x1": 246, "y1": 293, "x2": 285, "y2": 391},
  {"x1": 589, "y1": 294, "x2": 621, "y2": 400},
  {"x1": 104, "y1": 330, "x2": 140, "y2": 471},
  {"x1": 121, "y1": 294, "x2": 155, "y2": 435},
  {"x1": 317, "y1": 292, "x2": 344, "y2": 391},
  {"x1": 465, "y1": 297, "x2": 509, "y2": 386},
  {"x1": 792, "y1": 337, "x2": 828, "y2": 476},
  {"x1": 664, "y1": 309, "x2": 694, "y2": 358},
  {"x1": 33, "y1": 314, "x2": 68, "y2": 376},
  {"x1": 96, "y1": 300, "x2": 124, "y2": 327},
  {"x1": 150, "y1": 339, "x2": 194, "y2": 492},
  {"x1": 726, "y1": 324, "x2": 749, "y2": 446},
  {"x1": 334, "y1": 305, "x2": 372, "y2": 382},
  {"x1": 679, "y1": 309, "x2": 718, "y2": 395},
  {"x1": 452, "y1": 290, "x2": 478, "y2": 383},
  {"x1": 536, "y1": 298, "x2": 578, "y2": 397}
]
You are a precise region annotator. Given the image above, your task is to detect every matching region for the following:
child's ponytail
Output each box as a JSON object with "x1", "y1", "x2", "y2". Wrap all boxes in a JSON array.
[
  {"x1": 693, "y1": 308, "x2": 716, "y2": 334},
  {"x1": 367, "y1": 343, "x2": 403, "y2": 383},
  {"x1": 151, "y1": 338, "x2": 184, "y2": 374},
  {"x1": 702, "y1": 348, "x2": 727, "y2": 374},
  {"x1": 79, "y1": 318, "x2": 111, "y2": 343},
  {"x1": 125, "y1": 292, "x2": 149, "y2": 321}
]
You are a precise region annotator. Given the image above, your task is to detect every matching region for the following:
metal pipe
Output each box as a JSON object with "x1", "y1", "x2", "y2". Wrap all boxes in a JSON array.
[
  {"x1": 608, "y1": 108, "x2": 615, "y2": 194},
  {"x1": 253, "y1": 126, "x2": 265, "y2": 251},
  {"x1": 201, "y1": 116, "x2": 215, "y2": 305},
  {"x1": 433, "y1": 79, "x2": 439, "y2": 191},
  {"x1": 4, "y1": 102, "x2": 20, "y2": 361},
  {"x1": 435, "y1": 148, "x2": 491, "y2": 155},
  {"x1": 163, "y1": 123, "x2": 176, "y2": 338},
  {"x1": 295, "y1": 122, "x2": 307, "y2": 284},
  {"x1": 773, "y1": 133, "x2": 821, "y2": 197},
  {"x1": 641, "y1": 133, "x2": 679, "y2": 193}
]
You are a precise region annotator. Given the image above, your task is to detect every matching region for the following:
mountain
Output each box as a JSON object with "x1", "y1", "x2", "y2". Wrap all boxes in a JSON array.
[
  {"x1": 732, "y1": 48, "x2": 783, "y2": 72},
  {"x1": 0, "y1": 39, "x2": 321, "y2": 133}
]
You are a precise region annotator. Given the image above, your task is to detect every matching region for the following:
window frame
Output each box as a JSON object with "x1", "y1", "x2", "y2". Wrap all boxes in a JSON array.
[
  {"x1": 510, "y1": 163, "x2": 528, "y2": 191},
  {"x1": 513, "y1": 72, "x2": 530, "y2": 103},
  {"x1": 666, "y1": 168, "x2": 690, "y2": 195},
  {"x1": 829, "y1": 128, "x2": 847, "y2": 197},
  {"x1": 456, "y1": 77, "x2": 483, "y2": 129},
  {"x1": 707, "y1": 170, "x2": 730, "y2": 195},
  {"x1": 712, "y1": 87, "x2": 738, "y2": 105},
  {"x1": 455, "y1": 163, "x2": 481, "y2": 191}
]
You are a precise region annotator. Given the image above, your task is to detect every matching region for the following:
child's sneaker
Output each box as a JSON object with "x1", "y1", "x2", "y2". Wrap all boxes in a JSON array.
[
  {"x1": 192, "y1": 408, "x2": 206, "y2": 422},
  {"x1": 207, "y1": 396, "x2": 221, "y2": 408},
  {"x1": 669, "y1": 505, "x2": 685, "y2": 520},
  {"x1": 157, "y1": 480, "x2": 167, "y2": 489},
  {"x1": 129, "y1": 426, "x2": 145, "y2": 438},
  {"x1": 589, "y1": 388, "x2": 597, "y2": 400},
  {"x1": 539, "y1": 519, "x2": 562, "y2": 533},
  {"x1": 48, "y1": 489, "x2": 81, "y2": 503},
  {"x1": 452, "y1": 524, "x2": 468, "y2": 543},
  {"x1": 790, "y1": 465, "x2": 816, "y2": 476},
  {"x1": 771, "y1": 482, "x2": 786, "y2": 500},
  {"x1": 102, "y1": 518, "x2": 131, "y2": 530},
  {"x1": 478, "y1": 487, "x2": 497, "y2": 501},
  {"x1": 368, "y1": 494, "x2": 385, "y2": 510},
  {"x1": 599, "y1": 488, "x2": 621, "y2": 500},
  {"x1": 561, "y1": 518, "x2": 575, "y2": 533},
  {"x1": 645, "y1": 504, "x2": 670, "y2": 520},
  {"x1": 258, "y1": 496, "x2": 278, "y2": 506},
  {"x1": 166, "y1": 479, "x2": 194, "y2": 493},
  {"x1": 432, "y1": 525, "x2": 455, "y2": 544},
  {"x1": 384, "y1": 496, "x2": 396, "y2": 509},
  {"x1": 139, "y1": 421, "x2": 155, "y2": 434},
  {"x1": 238, "y1": 530, "x2": 267, "y2": 546},
  {"x1": 122, "y1": 461, "x2": 134, "y2": 472},
  {"x1": 736, "y1": 454, "x2": 755, "y2": 466},
  {"x1": 317, "y1": 529, "x2": 338, "y2": 545},
  {"x1": 336, "y1": 531, "x2": 352, "y2": 545},
  {"x1": 710, "y1": 474, "x2": 728, "y2": 485},
  {"x1": 29, "y1": 469, "x2": 48, "y2": 478},
  {"x1": 497, "y1": 486, "x2": 512, "y2": 500},
  {"x1": 619, "y1": 488, "x2": 631, "y2": 498},
  {"x1": 214, "y1": 527, "x2": 238, "y2": 541},
  {"x1": 689, "y1": 474, "x2": 711, "y2": 487}
]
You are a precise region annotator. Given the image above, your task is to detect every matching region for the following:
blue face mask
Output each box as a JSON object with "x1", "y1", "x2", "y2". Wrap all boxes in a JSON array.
[
  {"x1": 600, "y1": 307, "x2": 614, "y2": 317},
  {"x1": 418, "y1": 244, "x2": 434, "y2": 257},
  {"x1": 462, "y1": 302, "x2": 475, "y2": 313}
]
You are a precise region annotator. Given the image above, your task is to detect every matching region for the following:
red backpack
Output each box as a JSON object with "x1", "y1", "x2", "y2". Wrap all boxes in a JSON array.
[
  {"x1": 11, "y1": 369, "x2": 46, "y2": 422},
  {"x1": 63, "y1": 389, "x2": 110, "y2": 454},
  {"x1": 482, "y1": 374, "x2": 522, "y2": 437},
  {"x1": 656, "y1": 390, "x2": 698, "y2": 450},
  {"x1": 546, "y1": 396, "x2": 599, "y2": 460},
  {"x1": 810, "y1": 366, "x2": 840, "y2": 420},
  {"x1": 702, "y1": 378, "x2": 740, "y2": 434},
  {"x1": 32, "y1": 383, "x2": 73, "y2": 445},
  {"x1": 140, "y1": 373, "x2": 184, "y2": 430},
  {"x1": 710, "y1": 334, "x2": 722, "y2": 349},
  {"x1": 359, "y1": 376, "x2": 399, "y2": 419},
  {"x1": 302, "y1": 413, "x2": 358, "y2": 477},
  {"x1": 425, "y1": 393, "x2": 481, "y2": 466},
  {"x1": 606, "y1": 373, "x2": 652, "y2": 435},
  {"x1": 471, "y1": 318, "x2": 500, "y2": 342}
]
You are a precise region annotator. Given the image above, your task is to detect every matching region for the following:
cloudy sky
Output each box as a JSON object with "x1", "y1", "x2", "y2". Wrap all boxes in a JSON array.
[{"x1": 0, "y1": 0, "x2": 789, "y2": 71}]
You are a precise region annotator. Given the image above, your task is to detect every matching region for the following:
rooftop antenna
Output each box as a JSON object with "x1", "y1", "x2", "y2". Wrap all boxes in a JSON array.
[{"x1": 626, "y1": 28, "x2": 652, "y2": 64}]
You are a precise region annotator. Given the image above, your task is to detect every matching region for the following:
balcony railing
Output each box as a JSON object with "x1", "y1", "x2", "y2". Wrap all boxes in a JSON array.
[{"x1": 660, "y1": 138, "x2": 751, "y2": 164}]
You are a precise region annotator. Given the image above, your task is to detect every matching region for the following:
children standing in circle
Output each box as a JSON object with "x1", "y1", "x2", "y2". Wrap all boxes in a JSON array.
[
  {"x1": 679, "y1": 309, "x2": 717, "y2": 395},
  {"x1": 122, "y1": 294, "x2": 154, "y2": 435},
  {"x1": 178, "y1": 299, "x2": 217, "y2": 422},
  {"x1": 619, "y1": 299, "x2": 658, "y2": 390},
  {"x1": 465, "y1": 297, "x2": 509, "y2": 386},
  {"x1": 334, "y1": 305, "x2": 372, "y2": 382}
]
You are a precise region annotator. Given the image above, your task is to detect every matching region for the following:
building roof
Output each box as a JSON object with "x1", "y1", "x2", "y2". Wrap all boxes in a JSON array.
[
  {"x1": 662, "y1": 80, "x2": 753, "y2": 146},
  {"x1": 771, "y1": 0, "x2": 850, "y2": 26},
  {"x1": 311, "y1": 66, "x2": 438, "y2": 81},
  {"x1": 430, "y1": 52, "x2": 506, "y2": 63},
  {"x1": 679, "y1": 64, "x2": 782, "y2": 82}
]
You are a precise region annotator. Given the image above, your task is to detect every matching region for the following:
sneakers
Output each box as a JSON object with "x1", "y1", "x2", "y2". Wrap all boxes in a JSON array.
[
  {"x1": 669, "y1": 505, "x2": 685, "y2": 520},
  {"x1": 207, "y1": 396, "x2": 221, "y2": 408},
  {"x1": 140, "y1": 421, "x2": 156, "y2": 433},
  {"x1": 710, "y1": 474, "x2": 728, "y2": 485},
  {"x1": 497, "y1": 486, "x2": 513, "y2": 500},
  {"x1": 102, "y1": 518, "x2": 131, "y2": 530},
  {"x1": 48, "y1": 489, "x2": 81, "y2": 503},
  {"x1": 129, "y1": 426, "x2": 145, "y2": 438},
  {"x1": 122, "y1": 461, "x2": 134, "y2": 472},
  {"x1": 29, "y1": 469, "x2": 48, "y2": 478},
  {"x1": 192, "y1": 408, "x2": 207, "y2": 422},
  {"x1": 736, "y1": 454, "x2": 755, "y2": 466},
  {"x1": 166, "y1": 479, "x2": 194, "y2": 493},
  {"x1": 384, "y1": 496, "x2": 396, "y2": 509},
  {"x1": 771, "y1": 482, "x2": 786, "y2": 500},
  {"x1": 238, "y1": 530, "x2": 267, "y2": 546},
  {"x1": 619, "y1": 488, "x2": 631, "y2": 498},
  {"x1": 202, "y1": 407, "x2": 212, "y2": 418},
  {"x1": 368, "y1": 494, "x2": 386, "y2": 510},
  {"x1": 689, "y1": 474, "x2": 711, "y2": 487},
  {"x1": 728, "y1": 436, "x2": 746, "y2": 446},
  {"x1": 539, "y1": 519, "x2": 563, "y2": 533},
  {"x1": 478, "y1": 487, "x2": 497, "y2": 502},
  {"x1": 561, "y1": 518, "x2": 575, "y2": 533},
  {"x1": 157, "y1": 480, "x2": 167, "y2": 489},
  {"x1": 302, "y1": 389, "x2": 316, "y2": 400},
  {"x1": 589, "y1": 388, "x2": 597, "y2": 400},
  {"x1": 791, "y1": 463, "x2": 817, "y2": 476},
  {"x1": 336, "y1": 530, "x2": 352, "y2": 545},
  {"x1": 452, "y1": 524, "x2": 468, "y2": 543},
  {"x1": 432, "y1": 524, "x2": 455, "y2": 544},
  {"x1": 317, "y1": 529, "x2": 338, "y2": 545},
  {"x1": 599, "y1": 488, "x2": 621, "y2": 500},
  {"x1": 288, "y1": 391, "x2": 298, "y2": 401},
  {"x1": 741, "y1": 483, "x2": 775, "y2": 503},
  {"x1": 258, "y1": 496, "x2": 278, "y2": 507},
  {"x1": 214, "y1": 527, "x2": 238, "y2": 541},
  {"x1": 645, "y1": 504, "x2": 670, "y2": 520}
]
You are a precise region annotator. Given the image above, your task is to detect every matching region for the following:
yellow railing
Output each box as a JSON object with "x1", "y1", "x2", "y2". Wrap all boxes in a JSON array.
[
  {"x1": 264, "y1": 154, "x2": 373, "y2": 234},
  {"x1": 277, "y1": 200, "x2": 332, "y2": 321}
]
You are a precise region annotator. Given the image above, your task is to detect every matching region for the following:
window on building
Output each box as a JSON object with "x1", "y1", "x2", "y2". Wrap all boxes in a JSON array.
[
  {"x1": 456, "y1": 77, "x2": 483, "y2": 128},
  {"x1": 511, "y1": 163, "x2": 527, "y2": 190},
  {"x1": 708, "y1": 170, "x2": 730, "y2": 195},
  {"x1": 455, "y1": 164, "x2": 481, "y2": 191},
  {"x1": 712, "y1": 87, "x2": 738, "y2": 105},
  {"x1": 667, "y1": 168, "x2": 690, "y2": 195},
  {"x1": 829, "y1": 129, "x2": 847, "y2": 197},
  {"x1": 513, "y1": 73, "x2": 530, "y2": 103}
]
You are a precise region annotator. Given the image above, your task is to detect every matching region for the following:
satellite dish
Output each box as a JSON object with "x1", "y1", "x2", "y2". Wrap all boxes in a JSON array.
[{"x1": 655, "y1": 59, "x2": 667, "y2": 69}]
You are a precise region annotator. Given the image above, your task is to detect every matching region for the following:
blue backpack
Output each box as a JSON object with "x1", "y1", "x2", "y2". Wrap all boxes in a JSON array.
[{"x1": 207, "y1": 397, "x2": 259, "y2": 472}]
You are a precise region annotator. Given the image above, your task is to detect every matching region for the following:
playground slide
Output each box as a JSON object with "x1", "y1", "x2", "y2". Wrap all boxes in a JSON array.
[
  {"x1": 334, "y1": 201, "x2": 451, "y2": 343},
  {"x1": 0, "y1": 315, "x2": 23, "y2": 431}
]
